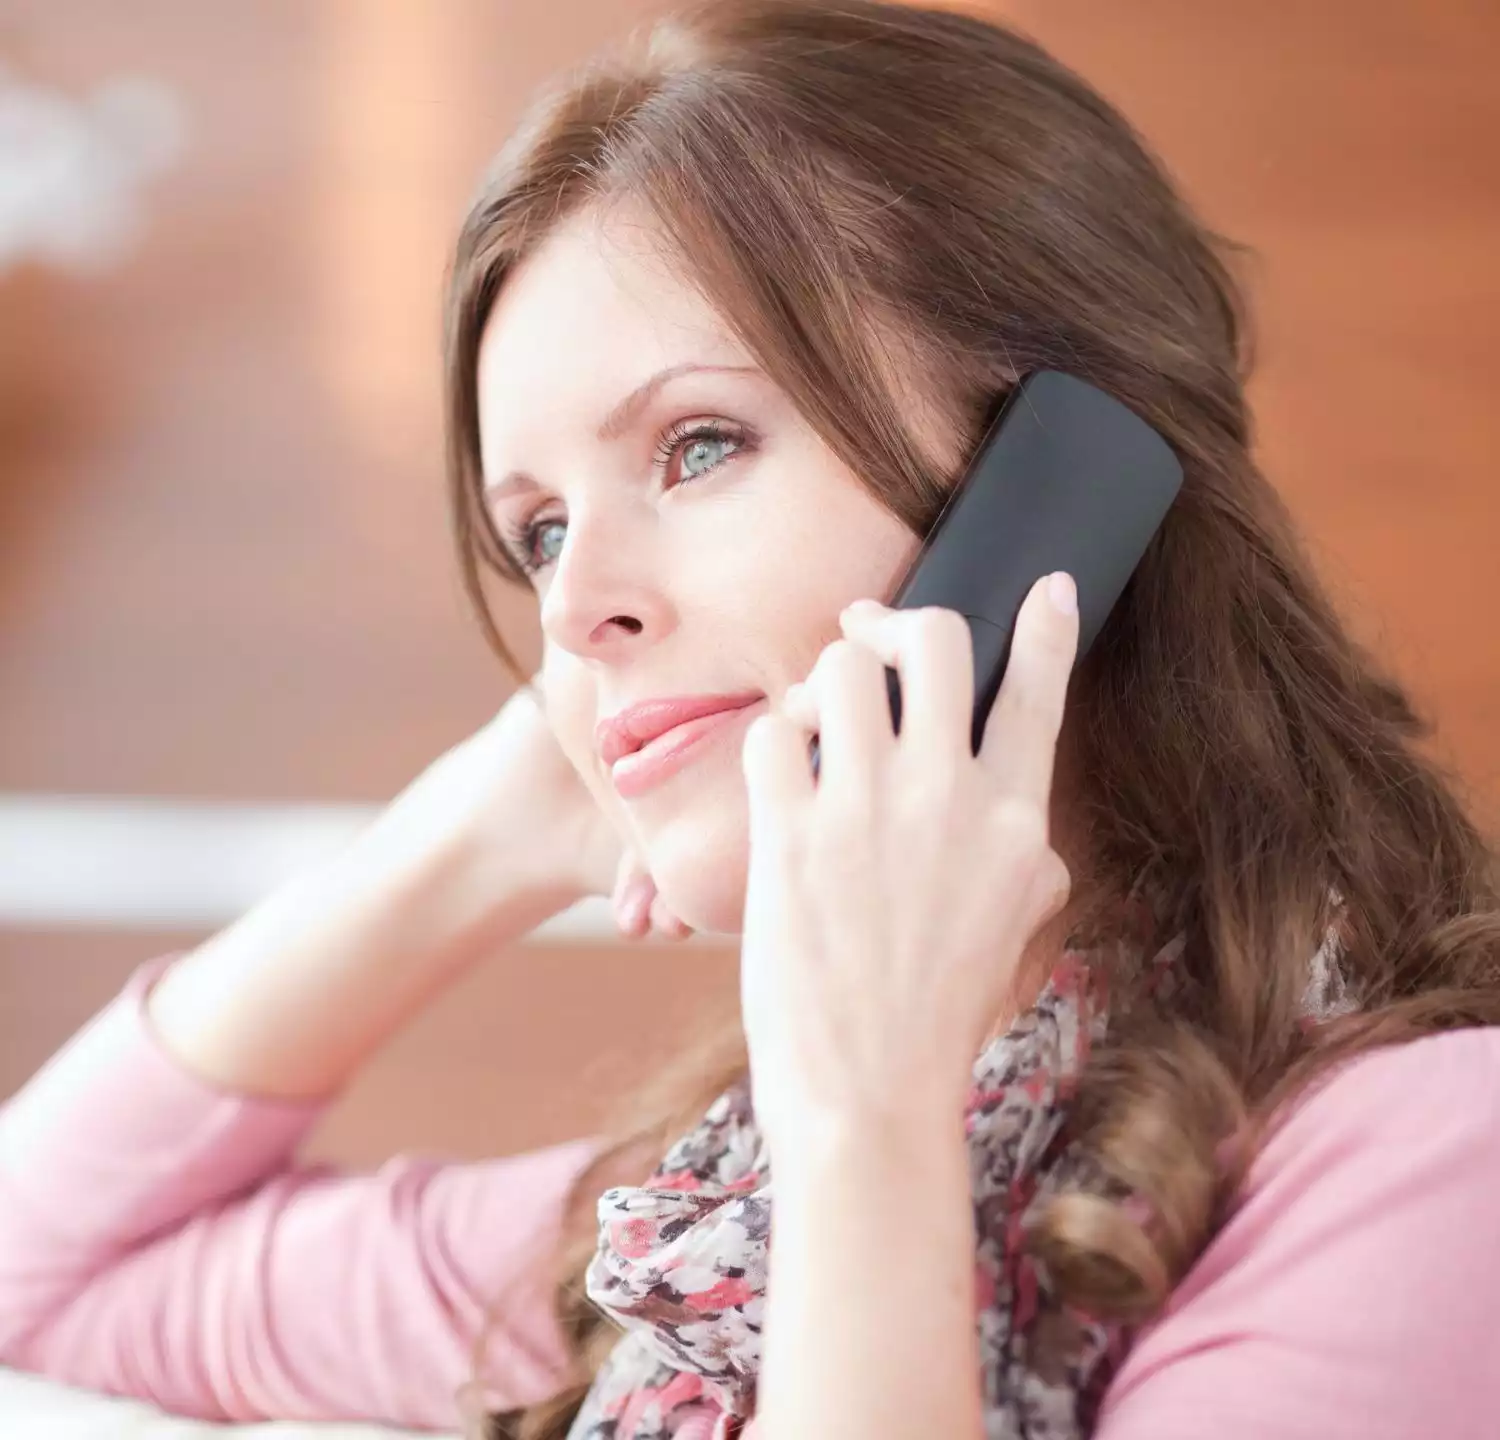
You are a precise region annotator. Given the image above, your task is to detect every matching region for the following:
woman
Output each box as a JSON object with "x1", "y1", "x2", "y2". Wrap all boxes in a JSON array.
[{"x1": 2, "y1": 2, "x2": 1498, "y2": 1437}]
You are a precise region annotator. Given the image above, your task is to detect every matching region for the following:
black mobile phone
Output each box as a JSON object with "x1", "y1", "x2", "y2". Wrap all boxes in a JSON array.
[{"x1": 809, "y1": 369, "x2": 1183, "y2": 773}]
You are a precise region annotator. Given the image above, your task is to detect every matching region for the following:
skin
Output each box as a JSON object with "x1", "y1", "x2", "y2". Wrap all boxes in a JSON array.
[
  {"x1": 475, "y1": 203, "x2": 925, "y2": 935},
  {"x1": 480, "y1": 203, "x2": 1080, "y2": 1439},
  {"x1": 142, "y1": 198, "x2": 1080, "y2": 1439},
  {"x1": 740, "y1": 582, "x2": 1078, "y2": 1440}
]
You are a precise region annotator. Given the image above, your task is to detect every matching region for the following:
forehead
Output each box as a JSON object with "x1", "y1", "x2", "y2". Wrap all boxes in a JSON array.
[{"x1": 476, "y1": 206, "x2": 751, "y2": 430}]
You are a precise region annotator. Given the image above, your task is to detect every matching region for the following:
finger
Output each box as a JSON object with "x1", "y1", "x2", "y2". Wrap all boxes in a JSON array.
[
  {"x1": 772, "y1": 680, "x2": 808, "y2": 726},
  {"x1": 798, "y1": 636, "x2": 893, "y2": 793},
  {"x1": 617, "y1": 881, "x2": 654, "y2": 939},
  {"x1": 610, "y1": 850, "x2": 632, "y2": 912},
  {"x1": 648, "y1": 892, "x2": 693, "y2": 940},
  {"x1": 612, "y1": 854, "x2": 654, "y2": 938},
  {"x1": 980, "y1": 572, "x2": 1079, "y2": 805},
  {"x1": 838, "y1": 601, "x2": 975, "y2": 759},
  {"x1": 742, "y1": 711, "x2": 815, "y2": 827}
]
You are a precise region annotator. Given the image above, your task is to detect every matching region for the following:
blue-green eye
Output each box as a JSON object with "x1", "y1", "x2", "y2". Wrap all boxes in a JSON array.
[
  {"x1": 501, "y1": 419, "x2": 752, "y2": 578},
  {"x1": 680, "y1": 432, "x2": 736, "y2": 478},
  {"x1": 533, "y1": 520, "x2": 566, "y2": 565},
  {"x1": 497, "y1": 513, "x2": 566, "y2": 576},
  {"x1": 655, "y1": 419, "x2": 749, "y2": 485}
]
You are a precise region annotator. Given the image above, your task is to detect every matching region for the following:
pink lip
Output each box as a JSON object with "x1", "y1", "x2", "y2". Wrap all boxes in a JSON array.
[
  {"x1": 597, "y1": 693, "x2": 764, "y2": 766},
  {"x1": 600, "y1": 693, "x2": 765, "y2": 800}
]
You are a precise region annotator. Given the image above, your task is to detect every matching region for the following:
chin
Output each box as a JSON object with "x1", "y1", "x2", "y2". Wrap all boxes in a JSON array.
[{"x1": 644, "y1": 800, "x2": 750, "y2": 936}]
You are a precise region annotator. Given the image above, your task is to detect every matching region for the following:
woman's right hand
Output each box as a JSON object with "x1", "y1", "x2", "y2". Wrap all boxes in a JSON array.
[
  {"x1": 361, "y1": 679, "x2": 692, "y2": 947},
  {"x1": 146, "y1": 682, "x2": 687, "y2": 1100}
]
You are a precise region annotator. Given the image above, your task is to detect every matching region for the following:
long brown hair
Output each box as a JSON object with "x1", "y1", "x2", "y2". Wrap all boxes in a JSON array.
[{"x1": 441, "y1": 3, "x2": 1500, "y2": 1434}]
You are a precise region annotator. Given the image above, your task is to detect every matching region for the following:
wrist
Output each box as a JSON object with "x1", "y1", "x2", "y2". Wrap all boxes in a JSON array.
[
  {"x1": 345, "y1": 813, "x2": 586, "y2": 966},
  {"x1": 149, "y1": 818, "x2": 583, "y2": 1100},
  {"x1": 759, "y1": 1087, "x2": 982, "y2": 1440},
  {"x1": 767, "y1": 1085, "x2": 971, "y2": 1199}
]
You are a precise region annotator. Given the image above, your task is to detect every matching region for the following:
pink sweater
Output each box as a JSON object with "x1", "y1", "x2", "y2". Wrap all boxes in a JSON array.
[{"x1": 1, "y1": 959, "x2": 1498, "y2": 1438}]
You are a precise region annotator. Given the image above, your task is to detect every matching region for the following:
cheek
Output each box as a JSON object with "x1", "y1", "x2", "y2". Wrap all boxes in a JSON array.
[
  {"x1": 539, "y1": 660, "x2": 602, "y2": 787},
  {"x1": 541, "y1": 657, "x2": 639, "y2": 838},
  {"x1": 758, "y1": 497, "x2": 919, "y2": 673},
  {"x1": 681, "y1": 447, "x2": 907, "y2": 630}
]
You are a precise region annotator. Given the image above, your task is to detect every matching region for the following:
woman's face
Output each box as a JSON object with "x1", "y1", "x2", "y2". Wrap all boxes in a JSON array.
[{"x1": 476, "y1": 206, "x2": 926, "y2": 934}]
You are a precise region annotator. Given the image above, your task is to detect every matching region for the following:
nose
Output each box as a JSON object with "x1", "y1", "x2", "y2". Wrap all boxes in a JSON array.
[{"x1": 538, "y1": 504, "x2": 674, "y2": 659}]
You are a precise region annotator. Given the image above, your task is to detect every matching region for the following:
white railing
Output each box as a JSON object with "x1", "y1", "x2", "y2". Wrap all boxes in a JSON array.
[{"x1": 0, "y1": 795, "x2": 630, "y2": 941}]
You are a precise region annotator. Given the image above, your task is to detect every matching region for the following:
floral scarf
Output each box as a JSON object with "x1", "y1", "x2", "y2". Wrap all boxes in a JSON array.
[{"x1": 566, "y1": 930, "x2": 1350, "y2": 1440}]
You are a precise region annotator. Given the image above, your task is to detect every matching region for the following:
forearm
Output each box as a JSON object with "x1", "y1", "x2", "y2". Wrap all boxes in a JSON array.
[
  {"x1": 148, "y1": 816, "x2": 583, "y2": 1101},
  {"x1": 760, "y1": 1105, "x2": 984, "y2": 1440}
]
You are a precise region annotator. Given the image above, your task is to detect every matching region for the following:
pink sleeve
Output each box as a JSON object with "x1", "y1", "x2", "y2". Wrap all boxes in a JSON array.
[
  {"x1": 1096, "y1": 1026, "x2": 1500, "y2": 1440},
  {"x1": 0, "y1": 958, "x2": 597, "y2": 1431}
]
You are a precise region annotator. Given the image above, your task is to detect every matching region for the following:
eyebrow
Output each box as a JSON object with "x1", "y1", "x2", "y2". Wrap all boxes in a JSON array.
[{"x1": 484, "y1": 362, "x2": 760, "y2": 499}]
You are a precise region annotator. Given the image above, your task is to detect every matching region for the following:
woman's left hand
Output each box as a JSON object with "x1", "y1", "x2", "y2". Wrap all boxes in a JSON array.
[{"x1": 738, "y1": 573, "x2": 1080, "y2": 1151}]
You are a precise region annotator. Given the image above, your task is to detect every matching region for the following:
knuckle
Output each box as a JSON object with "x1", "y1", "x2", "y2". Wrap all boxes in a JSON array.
[
  {"x1": 913, "y1": 606, "x2": 968, "y2": 653},
  {"x1": 826, "y1": 785, "x2": 878, "y2": 833},
  {"x1": 1028, "y1": 602, "x2": 1079, "y2": 662},
  {"x1": 1031, "y1": 850, "x2": 1073, "y2": 916},
  {"x1": 918, "y1": 609, "x2": 975, "y2": 692},
  {"x1": 908, "y1": 750, "x2": 965, "y2": 805},
  {"x1": 741, "y1": 712, "x2": 784, "y2": 768},
  {"x1": 742, "y1": 710, "x2": 774, "y2": 747},
  {"x1": 1003, "y1": 664, "x2": 1064, "y2": 724},
  {"x1": 989, "y1": 795, "x2": 1049, "y2": 850},
  {"x1": 927, "y1": 604, "x2": 970, "y2": 638},
  {"x1": 1018, "y1": 680, "x2": 1063, "y2": 725},
  {"x1": 815, "y1": 637, "x2": 866, "y2": 680}
]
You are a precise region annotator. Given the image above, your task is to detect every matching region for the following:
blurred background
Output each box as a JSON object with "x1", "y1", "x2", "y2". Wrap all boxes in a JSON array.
[{"x1": 0, "y1": 0, "x2": 1495, "y2": 1166}]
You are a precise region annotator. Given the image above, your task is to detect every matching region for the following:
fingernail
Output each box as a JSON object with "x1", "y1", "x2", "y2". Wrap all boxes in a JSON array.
[
  {"x1": 620, "y1": 877, "x2": 653, "y2": 931},
  {"x1": 841, "y1": 597, "x2": 884, "y2": 619},
  {"x1": 1047, "y1": 572, "x2": 1077, "y2": 616}
]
